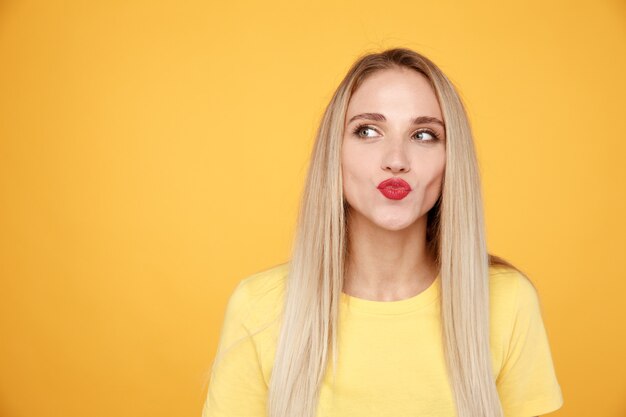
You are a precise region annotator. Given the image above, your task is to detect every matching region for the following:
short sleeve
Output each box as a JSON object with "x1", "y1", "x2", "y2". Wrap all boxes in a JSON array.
[
  {"x1": 496, "y1": 273, "x2": 564, "y2": 417},
  {"x1": 202, "y1": 280, "x2": 268, "y2": 417}
]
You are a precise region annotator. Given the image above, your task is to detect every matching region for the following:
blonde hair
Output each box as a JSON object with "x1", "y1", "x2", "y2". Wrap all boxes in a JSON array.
[{"x1": 268, "y1": 47, "x2": 530, "y2": 417}]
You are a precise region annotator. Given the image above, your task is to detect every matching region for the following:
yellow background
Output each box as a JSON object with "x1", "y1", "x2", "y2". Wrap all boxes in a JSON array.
[{"x1": 1, "y1": 0, "x2": 624, "y2": 416}]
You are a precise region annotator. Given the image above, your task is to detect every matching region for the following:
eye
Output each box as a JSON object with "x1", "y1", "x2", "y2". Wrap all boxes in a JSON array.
[
  {"x1": 413, "y1": 129, "x2": 441, "y2": 142},
  {"x1": 351, "y1": 124, "x2": 442, "y2": 142},
  {"x1": 352, "y1": 124, "x2": 379, "y2": 139}
]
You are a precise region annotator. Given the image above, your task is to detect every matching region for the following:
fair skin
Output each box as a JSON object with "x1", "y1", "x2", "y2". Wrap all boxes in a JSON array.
[{"x1": 341, "y1": 66, "x2": 446, "y2": 302}]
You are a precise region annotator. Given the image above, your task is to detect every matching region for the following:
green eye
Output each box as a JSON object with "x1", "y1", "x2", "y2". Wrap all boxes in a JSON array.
[
  {"x1": 414, "y1": 130, "x2": 439, "y2": 141},
  {"x1": 351, "y1": 124, "x2": 441, "y2": 141},
  {"x1": 353, "y1": 125, "x2": 378, "y2": 138}
]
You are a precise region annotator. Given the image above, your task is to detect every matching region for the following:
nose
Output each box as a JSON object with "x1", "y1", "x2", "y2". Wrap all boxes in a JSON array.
[{"x1": 381, "y1": 138, "x2": 411, "y2": 173}]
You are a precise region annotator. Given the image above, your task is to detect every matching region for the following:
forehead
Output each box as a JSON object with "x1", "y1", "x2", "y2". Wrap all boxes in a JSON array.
[{"x1": 346, "y1": 67, "x2": 442, "y2": 119}]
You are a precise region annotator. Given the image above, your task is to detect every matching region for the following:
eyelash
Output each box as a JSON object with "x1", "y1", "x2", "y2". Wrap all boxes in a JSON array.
[{"x1": 351, "y1": 124, "x2": 442, "y2": 142}]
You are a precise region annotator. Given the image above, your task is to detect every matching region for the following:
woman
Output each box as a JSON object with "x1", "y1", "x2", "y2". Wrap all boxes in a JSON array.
[{"x1": 202, "y1": 48, "x2": 563, "y2": 417}]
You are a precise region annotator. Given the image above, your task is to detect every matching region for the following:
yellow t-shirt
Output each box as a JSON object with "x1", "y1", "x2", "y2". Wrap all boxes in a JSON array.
[{"x1": 202, "y1": 262, "x2": 563, "y2": 417}]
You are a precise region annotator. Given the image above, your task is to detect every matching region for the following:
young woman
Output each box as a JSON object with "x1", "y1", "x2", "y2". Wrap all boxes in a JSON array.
[{"x1": 202, "y1": 48, "x2": 563, "y2": 417}]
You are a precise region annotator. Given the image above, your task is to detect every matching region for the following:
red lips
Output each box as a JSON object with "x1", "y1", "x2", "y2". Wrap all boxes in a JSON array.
[{"x1": 377, "y1": 178, "x2": 412, "y2": 200}]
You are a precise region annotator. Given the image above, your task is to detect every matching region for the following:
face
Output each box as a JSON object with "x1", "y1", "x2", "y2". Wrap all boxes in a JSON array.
[{"x1": 341, "y1": 66, "x2": 446, "y2": 231}]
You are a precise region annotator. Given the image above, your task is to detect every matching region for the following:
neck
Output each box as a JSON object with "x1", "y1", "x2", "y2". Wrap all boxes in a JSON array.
[{"x1": 343, "y1": 210, "x2": 437, "y2": 301}]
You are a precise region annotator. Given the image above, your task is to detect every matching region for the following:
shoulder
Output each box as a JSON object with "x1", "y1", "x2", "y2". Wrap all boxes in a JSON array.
[
  {"x1": 488, "y1": 264, "x2": 539, "y2": 342},
  {"x1": 228, "y1": 261, "x2": 289, "y2": 330},
  {"x1": 488, "y1": 264, "x2": 538, "y2": 309},
  {"x1": 488, "y1": 264, "x2": 549, "y2": 332},
  {"x1": 238, "y1": 261, "x2": 289, "y2": 298},
  {"x1": 488, "y1": 264, "x2": 548, "y2": 365},
  {"x1": 489, "y1": 265, "x2": 563, "y2": 415}
]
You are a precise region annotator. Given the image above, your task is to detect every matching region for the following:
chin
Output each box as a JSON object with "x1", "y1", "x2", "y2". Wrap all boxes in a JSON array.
[{"x1": 372, "y1": 216, "x2": 416, "y2": 231}]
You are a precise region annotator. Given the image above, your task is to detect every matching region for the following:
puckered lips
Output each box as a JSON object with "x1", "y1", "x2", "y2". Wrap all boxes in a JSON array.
[{"x1": 377, "y1": 177, "x2": 412, "y2": 200}]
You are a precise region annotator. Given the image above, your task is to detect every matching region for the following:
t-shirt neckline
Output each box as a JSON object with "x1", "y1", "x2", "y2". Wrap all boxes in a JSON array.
[{"x1": 340, "y1": 272, "x2": 441, "y2": 315}]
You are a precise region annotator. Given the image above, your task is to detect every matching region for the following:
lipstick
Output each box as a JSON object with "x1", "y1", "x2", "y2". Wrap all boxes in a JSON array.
[{"x1": 377, "y1": 177, "x2": 412, "y2": 200}]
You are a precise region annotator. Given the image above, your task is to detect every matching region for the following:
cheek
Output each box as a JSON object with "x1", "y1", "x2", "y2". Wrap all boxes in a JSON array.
[
  {"x1": 341, "y1": 161, "x2": 360, "y2": 199},
  {"x1": 341, "y1": 146, "x2": 369, "y2": 203},
  {"x1": 420, "y1": 155, "x2": 445, "y2": 200},
  {"x1": 341, "y1": 142, "x2": 365, "y2": 185}
]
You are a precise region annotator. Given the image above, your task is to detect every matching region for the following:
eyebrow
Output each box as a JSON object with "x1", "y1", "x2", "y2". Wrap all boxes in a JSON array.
[{"x1": 347, "y1": 112, "x2": 445, "y2": 128}]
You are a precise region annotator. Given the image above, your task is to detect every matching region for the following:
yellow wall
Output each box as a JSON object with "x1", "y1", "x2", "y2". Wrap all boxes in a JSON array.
[{"x1": 1, "y1": 0, "x2": 624, "y2": 416}]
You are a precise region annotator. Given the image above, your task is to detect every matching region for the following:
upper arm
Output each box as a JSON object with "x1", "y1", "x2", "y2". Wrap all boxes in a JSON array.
[
  {"x1": 496, "y1": 273, "x2": 564, "y2": 417},
  {"x1": 202, "y1": 281, "x2": 268, "y2": 417}
]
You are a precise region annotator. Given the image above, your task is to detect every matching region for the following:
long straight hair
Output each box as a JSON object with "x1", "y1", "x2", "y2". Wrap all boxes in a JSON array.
[{"x1": 267, "y1": 47, "x2": 528, "y2": 417}]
